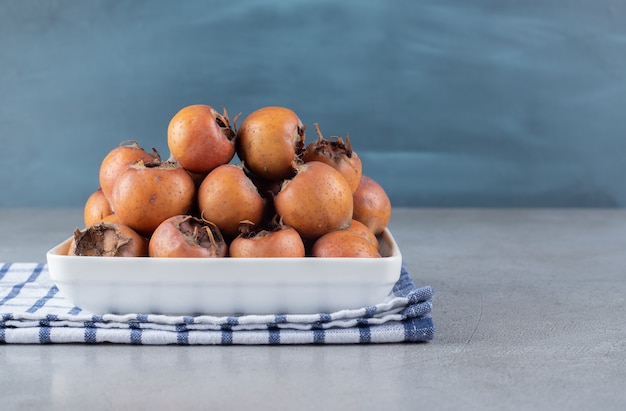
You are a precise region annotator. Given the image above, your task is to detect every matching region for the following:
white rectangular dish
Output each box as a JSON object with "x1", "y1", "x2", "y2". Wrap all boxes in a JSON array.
[{"x1": 46, "y1": 229, "x2": 402, "y2": 316}]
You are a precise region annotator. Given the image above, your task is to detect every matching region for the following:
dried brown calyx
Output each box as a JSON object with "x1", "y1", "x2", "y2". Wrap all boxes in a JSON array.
[
  {"x1": 214, "y1": 106, "x2": 239, "y2": 141},
  {"x1": 70, "y1": 222, "x2": 148, "y2": 257},
  {"x1": 179, "y1": 215, "x2": 224, "y2": 251},
  {"x1": 307, "y1": 123, "x2": 354, "y2": 162}
]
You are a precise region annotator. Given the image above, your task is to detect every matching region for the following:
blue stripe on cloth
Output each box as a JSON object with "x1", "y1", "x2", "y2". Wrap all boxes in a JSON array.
[
  {"x1": 39, "y1": 322, "x2": 51, "y2": 343},
  {"x1": 312, "y1": 323, "x2": 325, "y2": 344},
  {"x1": 26, "y1": 285, "x2": 59, "y2": 313},
  {"x1": 407, "y1": 287, "x2": 435, "y2": 303},
  {"x1": 359, "y1": 327, "x2": 371, "y2": 343},
  {"x1": 68, "y1": 306, "x2": 82, "y2": 315},
  {"x1": 0, "y1": 314, "x2": 10, "y2": 343},
  {"x1": 0, "y1": 263, "x2": 11, "y2": 281},
  {"x1": 176, "y1": 324, "x2": 189, "y2": 345},
  {"x1": 319, "y1": 313, "x2": 332, "y2": 323},
  {"x1": 267, "y1": 315, "x2": 284, "y2": 344},
  {"x1": 311, "y1": 313, "x2": 327, "y2": 344},
  {"x1": 221, "y1": 330, "x2": 232, "y2": 344},
  {"x1": 364, "y1": 306, "x2": 377, "y2": 318},
  {"x1": 357, "y1": 319, "x2": 371, "y2": 343},
  {"x1": 268, "y1": 328, "x2": 280, "y2": 344},
  {"x1": 137, "y1": 314, "x2": 149, "y2": 322},
  {"x1": 0, "y1": 263, "x2": 44, "y2": 307},
  {"x1": 403, "y1": 316, "x2": 435, "y2": 342},
  {"x1": 267, "y1": 314, "x2": 287, "y2": 329},
  {"x1": 130, "y1": 328, "x2": 142, "y2": 344},
  {"x1": 129, "y1": 321, "x2": 142, "y2": 343},
  {"x1": 220, "y1": 317, "x2": 238, "y2": 344},
  {"x1": 84, "y1": 322, "x2": 97, "y2": 343},
  {"x1": 313, "y1": 329, "x2": 325, "y2": 344},
  {"x1": 401, "y1": 300, "x2": 432, "y2": 318}
]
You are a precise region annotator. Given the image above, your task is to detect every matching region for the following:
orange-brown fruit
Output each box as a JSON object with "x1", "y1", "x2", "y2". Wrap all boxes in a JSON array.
[
  {"x1": 311, "y1": 230, "x2": 380, "y2": 258},
  {"x1": 302, "y1": 123, "x2": 362, "y2": 192},
  {"x1": 101, "y1": 214, "x2": 120, "y2": 223},
  {"x1": 344, "y1": 219, "x2": 379, "y2": 250},
  {"x1": 197, "y1": 164, "x2": 265, "y2": 239},
  {"x1": 83, "y1": 188, "x2": 113, "y2": 226},
  {"x1": 274, "y1": 161, "x2": 353, "y2": 239},
  {"x1": 167, "y1": 104, "x2": 236, "y2": 174},
  {"x1": 68, "y1": 222, "x2": 148, "y2": 257},
  {"x1": 236, "y1": 106, "x2": 306, "y2": 180},
  {"x1": 149, "y1": 215, "x2": 228, "y2": 258},
  {"x1": 110, "y1": 153, "x2": 196, "y2": 236},
  {"x1": 229, "y1": 220, "x2": 305, "y2": 258},
  {"x1": 352, "y1": 175, "x2": 392, "y2": 235},
  {"x1": 99, "y1": 140, "x2": 157, "y2": 205}
]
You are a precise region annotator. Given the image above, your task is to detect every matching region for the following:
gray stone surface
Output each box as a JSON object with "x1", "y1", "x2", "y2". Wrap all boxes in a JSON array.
[{"x1": 1, "y1": 208, "x2": 625, "y2": 410}]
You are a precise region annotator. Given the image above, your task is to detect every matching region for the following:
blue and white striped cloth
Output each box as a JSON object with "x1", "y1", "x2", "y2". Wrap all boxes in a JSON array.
[{"x1": 0, "y1": 262, "x2": 434, "y2": 345}]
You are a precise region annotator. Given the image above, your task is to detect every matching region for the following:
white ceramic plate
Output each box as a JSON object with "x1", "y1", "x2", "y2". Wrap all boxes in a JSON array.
[{"x1": 46, "y1": 229, "x2": 402, "y2": 315}]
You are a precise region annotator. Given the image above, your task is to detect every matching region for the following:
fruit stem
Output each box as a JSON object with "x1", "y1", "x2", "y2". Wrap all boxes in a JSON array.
[
  {"x1": 144, "y1": 147, "x2": 163, "y2": 167},
  {"x1": 203, "y1": 226, "x2": 217, "y2": 248},
  {"x1": 344, "y1": 133, "x2": 353, "y2": 156},
  {"x1": 313, "y1": 123, "x2": 325, "y2": 144},
  {"x1": 237, "y1": 220, "x2": 255, "y2": 237},
  {"x1": 217, "y1": 107, "x2": 236, "y2": 141},
  {"x1": 232, "y1": 112, "x2": 242, "y2": 134},
  {"x1": 119, "y1": 139, "x2": 142, "y2": 149}
]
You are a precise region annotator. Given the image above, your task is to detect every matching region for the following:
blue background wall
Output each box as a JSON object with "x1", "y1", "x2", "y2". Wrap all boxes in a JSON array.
[{"x1": 2, "y1": 0, "x2": 625, "y2": 207}]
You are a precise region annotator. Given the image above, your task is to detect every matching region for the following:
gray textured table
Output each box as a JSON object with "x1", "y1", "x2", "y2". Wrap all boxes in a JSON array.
[{"x1": 1, "y1": 208, "x2": 625, "y2": 410}]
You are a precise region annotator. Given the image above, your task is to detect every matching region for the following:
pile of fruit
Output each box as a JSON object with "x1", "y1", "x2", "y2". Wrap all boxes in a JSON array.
[{"x1": 72, "y1": 105, "x2": 392, "y2": 258}]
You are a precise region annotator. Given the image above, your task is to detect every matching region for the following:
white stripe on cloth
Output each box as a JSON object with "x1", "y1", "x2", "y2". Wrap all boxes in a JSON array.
[{"x1": 0, "y1": 262, "x2": 434, "y2": 345}]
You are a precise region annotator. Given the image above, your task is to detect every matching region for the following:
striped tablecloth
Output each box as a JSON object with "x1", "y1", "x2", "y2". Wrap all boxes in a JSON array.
[{"x1": 0, "y1": 262, "x2": 434, "y2": 345}]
